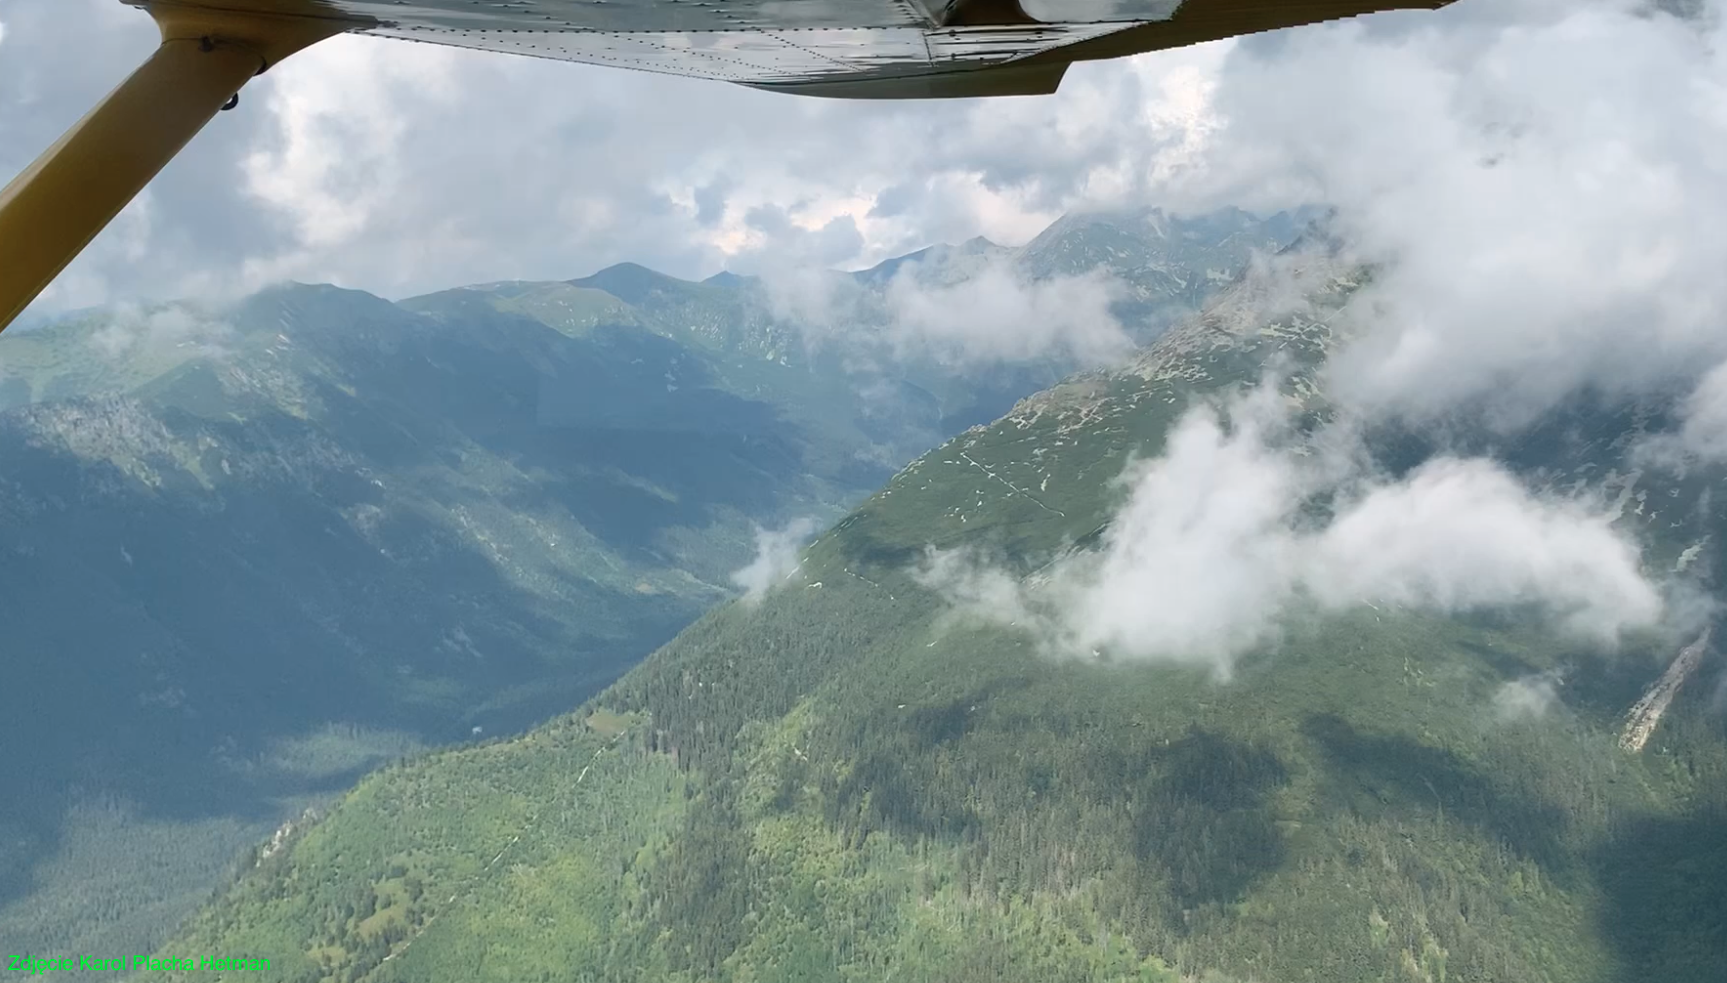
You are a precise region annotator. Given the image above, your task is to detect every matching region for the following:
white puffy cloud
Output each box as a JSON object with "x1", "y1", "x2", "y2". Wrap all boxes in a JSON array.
[
  {"x1": 1308, "y1": 458, "x2": 1662, "y2": 644},
  {"x1": 730, "y1": 517, "x2": 820, "y2": 605},
  {"x1": 1161, "y1": 0, "x2": 1727, "y2": 429},
  {"x1": 1035, "y1": 387, "x2": 1306, "y2": 670},
  {"x1": 918, "y1": 389, "x2": 1664, "y2": 675}
]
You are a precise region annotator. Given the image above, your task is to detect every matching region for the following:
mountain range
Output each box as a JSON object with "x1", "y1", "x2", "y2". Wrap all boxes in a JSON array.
[
  {"x1": 152, "y1": 237, "x2": 1727, "y2": 982},
  {"x1": 0, "y1": 204, "x2": 1309, "y2": 969}
]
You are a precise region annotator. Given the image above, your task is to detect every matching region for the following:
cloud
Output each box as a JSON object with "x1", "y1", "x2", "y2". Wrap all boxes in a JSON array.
[
  {"x1": 1492, "y1": 671, "x2": 1566, "y2": 722},
  {"x1": 17, "y1": 0, "x2": 1721, "y2": 449},
  {"x1": 1657, "y1": 361, "x2": 1727, "y2": 462},
  {"x1": 3, "y1": 0, "x2": 1226, "y2": 318},
  {"x1": 1307, "y1": 458, "x2": 1662, "y2": 644},
  {"x1": 763, "y1": 252, "x2": 1132, "y2": 372},
  {"x1": 87, "y1": 304, "x2": 234, "y2": 360},
  {"x1": 1029, "y1": 386, "x2": 1308, "y2": 671},
  {"x1": 761, "y1": 268, "x2": 873, "y2": 358},
  {"x1": 1159, "y1": 0, "x2": 1727, "y2": 431},
  {"x1": 881, "y1": 262, "x2": 1131, "y2": 368},
  {"x1": 730, "y1": 517, "x2": 820, "y2": 605},
  {"x1": 918, "y1": 387, "x2": 1664, "y2": 676}
]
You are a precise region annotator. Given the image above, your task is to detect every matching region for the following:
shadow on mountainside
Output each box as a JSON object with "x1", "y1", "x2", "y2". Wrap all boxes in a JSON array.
[
  {"x1": 0, "y1": 399, "x2": 707, "y2": 911},
  {"x1": 1594, "y1": 803, "x2": 1727, "y2": 982},
  {"x1": 1302, "y1": 714, "x2": 1573, "y2": 876}
]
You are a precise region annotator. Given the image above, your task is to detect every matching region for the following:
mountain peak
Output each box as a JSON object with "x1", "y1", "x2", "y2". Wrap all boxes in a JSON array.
[
  {"x1": 703, "y1": 270, "x2": 755, "y2": 289},
  {"x1": 853, "y1": 237, "x2": 1014, "y2": 286},
  {"x1": 570, "y1": 262, "x2": 698, "y2": 305}
]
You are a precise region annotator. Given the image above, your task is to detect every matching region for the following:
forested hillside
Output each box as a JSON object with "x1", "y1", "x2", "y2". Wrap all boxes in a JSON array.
[
  {"x1": 1, "y1": 206, "x2": 1303, "y2": 974},
  {"x1": 159, "y1": 243, "x2": 1727, "y2": 982}
]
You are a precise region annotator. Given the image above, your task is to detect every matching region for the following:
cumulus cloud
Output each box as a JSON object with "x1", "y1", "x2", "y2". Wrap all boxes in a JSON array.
[
  {"x1": 18, "y1": 0, "x2": 1724, "y2": 448},
  {"x1": 730, "y1": 517, "x2": 820, "y2": 605},
  {"x1": 1307, "y1": 458, "x2": 1663, "y2": 643},
  {"x1": 1162, "y1": 0, "x2": 1727, "y2": 430},
  {"x1": 3, "y1": 0, "x2": 1224, "y2": 318},
  {"x1": 918, "y1": 388, "x2": 1664, "y2": 675}
]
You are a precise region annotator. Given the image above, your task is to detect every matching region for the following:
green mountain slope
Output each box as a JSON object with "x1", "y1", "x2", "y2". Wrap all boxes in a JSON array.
[
  {"x1": 158, "y1": 246, "x2": 1726, "y2": 982},
  {"x1": 0, "y1": 280, "x2": 861, "y2": 966},
  {"x1": 3, "y1": 206, "x2": 1301, "y2": 973}
]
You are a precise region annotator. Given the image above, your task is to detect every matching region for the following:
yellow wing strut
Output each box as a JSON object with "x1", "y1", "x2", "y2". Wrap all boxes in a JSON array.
[{"x1": 0, "y1": 2, "x2": 359, "y2": 332}]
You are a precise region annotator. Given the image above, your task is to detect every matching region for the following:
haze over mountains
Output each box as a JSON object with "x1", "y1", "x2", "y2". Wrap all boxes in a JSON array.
[
  {"x1": 0, "y1": 204, "x2": 1306, "y2": 969},
  {"x1": 155, "y1": 235, "x2": 1727, "y2": 981},
  {"x1": 5, "y1": 3, "x2": 1725, "y2": 979}
]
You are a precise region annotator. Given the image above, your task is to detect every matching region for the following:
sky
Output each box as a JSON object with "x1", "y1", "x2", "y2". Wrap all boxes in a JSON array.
[
  {"x1": 0, "y1": 0, "x2": 1224, "y2": 313},
  {"x1": 10, "y1": 0, "x2": 1727, "y2": 671}
]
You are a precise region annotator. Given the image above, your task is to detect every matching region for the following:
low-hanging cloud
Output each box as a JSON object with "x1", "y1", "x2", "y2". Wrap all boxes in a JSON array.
[
  {"x1": 1306, "y1": 458, "x2": 1662, "y2": 642},
  {"x1": 882, "y1": 262, "x2": 1131, "y2": 368},
  {"x1": 1493, "y1": 671, "x2": 1566, "y2": 722},
  {"x1": 87, "y1": 304, "x2": 235, "y2": 360},
  {"x1": 917, "y1": 388, "x2": 1665, "y2": 675},
  {"x1": 1663, "y1": 361, "x2": 1727, "y2": 463},
  {"x1": 763, "y1": 253, "x2": 1132, "y2": 372},
  {"x1": 730, "y1": 517, "x2": 820, "y2": 605}
]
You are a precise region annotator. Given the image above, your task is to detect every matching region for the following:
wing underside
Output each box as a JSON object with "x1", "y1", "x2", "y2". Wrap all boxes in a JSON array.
[{"x1": 232, "y1": 0, "x2": 1456, "y2": 97}]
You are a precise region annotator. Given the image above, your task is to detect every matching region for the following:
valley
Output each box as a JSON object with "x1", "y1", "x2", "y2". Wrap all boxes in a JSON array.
[
  {"x1": 0, "y1": 205, "x2": 1302, "y2": 972},
  {"x1": 152, "y1": 240, "x2": 1727, "y2": 982}
]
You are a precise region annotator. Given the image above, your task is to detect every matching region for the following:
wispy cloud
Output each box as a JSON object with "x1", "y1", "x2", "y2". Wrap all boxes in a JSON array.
[
  {"x1": 731, "y1": 517, "x2": 820, "y2": 605},
  {"x1": 763, "y1": 253, "x2": 1132, "y2": 373},
  {"x1": 881, "y1": 261, "x2": 1131, "y2": 368},
  {"x1": 88, "y1": 304, "x2": 235, "y2": 360},
  {"x1": 1493, "y1": 671, "x2": 1566, "y2": 722}
]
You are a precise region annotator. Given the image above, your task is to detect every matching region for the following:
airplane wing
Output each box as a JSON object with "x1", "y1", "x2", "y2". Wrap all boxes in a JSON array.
[
  {"x1": 0, "y1": 0, "x2": 1459, "y2": 331},
  {"x1": 266, "y1": 0, "x2": 1459, "y2": 98}
]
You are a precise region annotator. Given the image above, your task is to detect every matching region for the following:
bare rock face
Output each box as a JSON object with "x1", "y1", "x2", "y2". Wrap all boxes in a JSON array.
[{"x1": 1621, "y1": 628, "x2": 1713, "y2": 753}]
